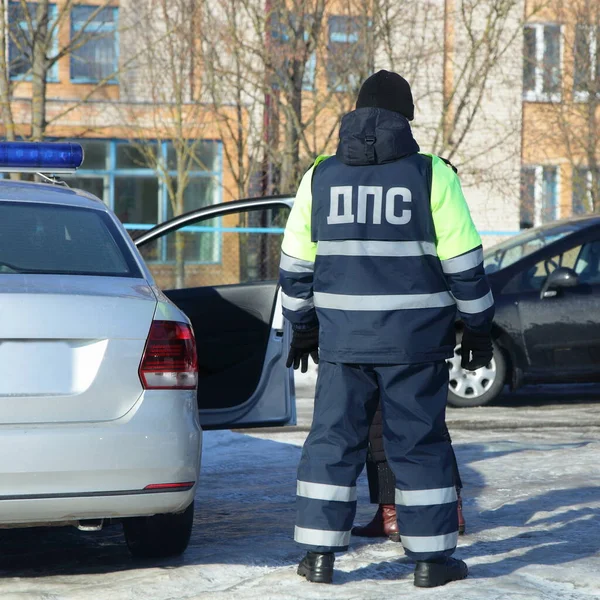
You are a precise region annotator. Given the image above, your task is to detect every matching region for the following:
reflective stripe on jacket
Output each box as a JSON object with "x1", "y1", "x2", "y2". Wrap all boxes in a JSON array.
[{"x1": 279, "y1": 107, "x2": 494, "y2": 363}]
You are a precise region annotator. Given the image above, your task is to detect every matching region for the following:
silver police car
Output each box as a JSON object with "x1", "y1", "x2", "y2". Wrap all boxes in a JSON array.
[{"x1": 0, "y1": 143, "x2": 201, "y2": 558}]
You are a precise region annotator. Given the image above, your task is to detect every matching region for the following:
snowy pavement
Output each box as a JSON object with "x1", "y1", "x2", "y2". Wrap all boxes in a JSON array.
[{"x1": 1, "y1": 417, "x2": 599, "y2": 599}]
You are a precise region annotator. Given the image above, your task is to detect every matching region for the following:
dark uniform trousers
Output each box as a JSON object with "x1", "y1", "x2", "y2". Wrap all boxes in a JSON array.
[
  {"x1": 295, "y1": 360, "x2": 459, "y2": 561},
  {"x1": 366, "y1": 407, "x2": 462, "y2": 504}
]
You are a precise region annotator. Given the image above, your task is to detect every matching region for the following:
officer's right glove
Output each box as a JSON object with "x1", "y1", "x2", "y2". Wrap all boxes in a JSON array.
[
  {"x1": 461, "y1": 329, "x2": 493, "y2": 371},
  {"x1": 286, "y1": 326, "x2": 319, "y2": 373}
]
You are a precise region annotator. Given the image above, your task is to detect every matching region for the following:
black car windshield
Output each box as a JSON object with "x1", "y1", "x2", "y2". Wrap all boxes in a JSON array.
[{"x1": 483, "y1": 221, "x2": 588, "y2": 273}]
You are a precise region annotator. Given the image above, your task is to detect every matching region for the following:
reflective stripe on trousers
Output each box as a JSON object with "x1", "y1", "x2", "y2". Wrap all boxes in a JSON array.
[{"x1": 295, "y1": 361, "x2": 458, "y2": 559}]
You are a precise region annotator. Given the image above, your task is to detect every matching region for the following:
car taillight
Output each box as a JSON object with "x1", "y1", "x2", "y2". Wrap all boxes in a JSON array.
[{"x1": 139, "y1": 321, "x2": 198, "y2": 390}]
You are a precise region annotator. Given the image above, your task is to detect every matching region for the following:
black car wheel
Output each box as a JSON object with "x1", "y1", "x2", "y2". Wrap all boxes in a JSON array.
[
  {"x1": 123, "y1": 501, "x2": 194, "y2": 559},
  {"x1": 447, "y1": 334, "x2": 507, "y2": 407}
]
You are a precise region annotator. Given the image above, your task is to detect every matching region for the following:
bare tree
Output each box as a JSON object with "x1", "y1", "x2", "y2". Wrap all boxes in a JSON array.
[
  {"x1": 203, "y1": 0, "x2": 328, "y2": 197},
  {"x1": 202, "y1": 0, "x2": 266, "y2": 198},
  {"x1": 202, "y1": 0, "x2": 381, "y2": 197},
  {"x1": 378, "y1": 0, "x2": 527, "y2": 178},
  {"x1": 117, "y1": 0, "x2": 213, "y2": 288},
  {"x1": 203, "y1": 0, "x2": 535, "y2": 202},
  {"x1": 0, "y1": 0, "x2": 126, "y2": 142},
  {"x1": 0, "y1": 0, "x2": 18, "y2": 179}
]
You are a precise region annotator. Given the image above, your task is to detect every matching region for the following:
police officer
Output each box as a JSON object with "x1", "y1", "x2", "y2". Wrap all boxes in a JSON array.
[{"x1": 279, "y1": 70, "x2": 494, "y2": 587}]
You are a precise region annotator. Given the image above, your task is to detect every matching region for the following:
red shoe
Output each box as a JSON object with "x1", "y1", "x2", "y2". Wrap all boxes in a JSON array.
[
  {"x1": 457, "y1": 490, "x2": 466, "y2": 535},
  {"x1": 352, "y1": 504, "x2": 400, "y2": 542}
]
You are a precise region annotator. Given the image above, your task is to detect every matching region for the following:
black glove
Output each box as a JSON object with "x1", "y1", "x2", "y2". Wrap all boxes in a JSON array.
[
  {"x1": 461, "y1": 329, "x2": 493, "y2": 370},
  {"x1": 286, "y1": 327, "x2": 319, "y2": 373}
]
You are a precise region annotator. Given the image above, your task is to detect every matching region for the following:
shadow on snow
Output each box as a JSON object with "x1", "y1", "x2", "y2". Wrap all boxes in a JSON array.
[{"x1": 0, "y1": 432, "x2": 597, "y2": 585}]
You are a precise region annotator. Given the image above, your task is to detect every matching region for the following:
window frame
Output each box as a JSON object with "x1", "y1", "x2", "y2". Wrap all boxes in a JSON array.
[
  {"x1": 8, "y1": 2, "x2": 59, "y2": 82},
  {"x1": 521, "y1": 165, "x2": 560, "y2": 227},
  {"x1": 573, "y1": 24, "x2": 600, "y2": 102},
  {"x1": 522, "y1": 22, "x2": 563, "y2": 103},
  {"x1": 69, "y1": 5, "x2": 119, "y2": 84}
]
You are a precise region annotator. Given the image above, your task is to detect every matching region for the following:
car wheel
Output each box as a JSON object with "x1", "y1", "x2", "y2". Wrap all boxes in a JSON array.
[
  {"x1": 123, "y1": 501, "x2": 194, "y2": 559},
  {"x1": 446, "y1": 334, "x2": 507, "y2": 408}
]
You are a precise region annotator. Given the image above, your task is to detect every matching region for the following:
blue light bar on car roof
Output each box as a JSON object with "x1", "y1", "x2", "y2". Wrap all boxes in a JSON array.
[{"x1": 0, "y1": 142, "x2": 84, "y2": 173}]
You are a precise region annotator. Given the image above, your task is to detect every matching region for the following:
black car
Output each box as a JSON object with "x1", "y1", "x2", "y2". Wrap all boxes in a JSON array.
[{"x1": 448, "y1": 215, "x2": 600, "y2": 407}]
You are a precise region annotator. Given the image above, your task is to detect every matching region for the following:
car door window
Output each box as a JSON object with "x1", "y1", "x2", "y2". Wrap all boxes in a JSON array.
[
  {"x1": 573, "y1": 240, "x2": 600, "y2": 284},
  {"x1": 506, "y1": 244, "x2": 584, "y2": 292},
  {"x1": 139, "y1": 206, "x2": 287, "y2": 289},
  {"x1": 506, "y1": 240, "x2": 600, "y2": 293}
]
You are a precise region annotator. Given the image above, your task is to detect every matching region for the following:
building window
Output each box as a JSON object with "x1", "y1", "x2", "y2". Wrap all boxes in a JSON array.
[
  {"x1": 574, "y1": 25, "x2": 600, "y2": 100},
  {"x1": 572, "y1": 166, "x2": 599, "y2": 215},
  {"x1": 62, "y1": 140, "x2": 222, "y2": 264},
  {"x1": 303, "y1": 51, "x2": 317, "y2": 91},
  {"x1": 327, "y1": 15, "x2": 366, "y2": 92},
  {"x1": 520, "y1": 166, "x2": 559, "y2": 227},
  {"x1": 269, "y1": 11, "x2": 316, "y2": 91},
  {"x1": 70, "y1": 6, "x2": 118, "y2": 83},
  {"x1": 7, "y1": 2, "x2": 58, "y2": 81},
  {"x1": 523, "y1": 24, "x2": 562, "y2": 102}
]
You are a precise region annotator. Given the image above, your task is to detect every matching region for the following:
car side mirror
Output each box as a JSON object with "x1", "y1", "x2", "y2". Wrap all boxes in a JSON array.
[{"x1": 540, "y1": 267, "x2": 579, "y2": 300}]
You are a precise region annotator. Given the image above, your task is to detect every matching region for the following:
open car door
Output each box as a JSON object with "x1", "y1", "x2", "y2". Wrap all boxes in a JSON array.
[{"x1": 135, "y1": 196, "x2": 296, "y2": 429}]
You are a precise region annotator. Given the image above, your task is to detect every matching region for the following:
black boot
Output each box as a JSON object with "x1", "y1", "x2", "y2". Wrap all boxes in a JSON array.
[
  {"x1": 414, "y1": 557, "x2": 468, "y2": 588},
  {"x1": 297, "y1": 551, "x2": 335, "y2": 584}
]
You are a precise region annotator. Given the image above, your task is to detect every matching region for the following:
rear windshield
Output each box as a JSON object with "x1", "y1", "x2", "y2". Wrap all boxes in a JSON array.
[{"x1": 0, "y1": 201, "x2": 142, "y2": 277}]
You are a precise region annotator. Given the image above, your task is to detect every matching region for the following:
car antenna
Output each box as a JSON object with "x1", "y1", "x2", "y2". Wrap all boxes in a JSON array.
[{"x1": 36, "y1": 172, "x2": 71, "y2": 188}]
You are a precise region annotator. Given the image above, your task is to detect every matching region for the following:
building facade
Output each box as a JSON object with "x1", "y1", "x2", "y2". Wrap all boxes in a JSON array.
[
  {"x1": 2, "y1": 0, "x2": 599, "y2": 288},
  {"x1": 522, "y1": 0, "x2": 600, "y2": 230}
]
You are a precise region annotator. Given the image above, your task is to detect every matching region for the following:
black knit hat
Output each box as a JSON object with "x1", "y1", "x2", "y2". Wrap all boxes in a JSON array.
[{"x1": 356, "y1": 70, "x2": 415, "y2": 121}]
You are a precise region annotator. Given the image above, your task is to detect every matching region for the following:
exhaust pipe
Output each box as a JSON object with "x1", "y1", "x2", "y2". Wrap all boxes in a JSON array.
[{"x1": 77, "y1": 519, "x2": 104, "y2": 532}]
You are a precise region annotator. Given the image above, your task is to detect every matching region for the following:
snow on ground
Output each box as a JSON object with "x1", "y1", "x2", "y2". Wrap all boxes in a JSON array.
[
  {"x1": 0, "y1": 424, "x2": 599, "y2": 599},
  {"x1": 295, "y1": 374, "x2": 600, "y2": 430}
]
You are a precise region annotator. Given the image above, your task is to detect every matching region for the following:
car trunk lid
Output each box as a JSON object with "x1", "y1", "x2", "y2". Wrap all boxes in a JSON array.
[{"x1": 0, "y1": 275, "x2": 157, "y2": 424}]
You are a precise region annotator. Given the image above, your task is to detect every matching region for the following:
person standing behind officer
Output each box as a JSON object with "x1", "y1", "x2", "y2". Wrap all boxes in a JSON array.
[
  {"x1": 279, "y1": 70, "x2": 494, "y2": 587},
  {"x1": 351, "y1": 406, "x2": 465, "y2": 541}
]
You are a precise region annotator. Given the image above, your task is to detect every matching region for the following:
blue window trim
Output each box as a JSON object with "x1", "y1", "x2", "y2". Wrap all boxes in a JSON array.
[
  {"x1": 70, "y1": 6, "x2": 119, "y2": 84},
  {"x1": 123, "y1": 225, "x2": 285, "y2": 234},
  {"x1": 65, "y1": 139, "x2": 223, "y2": 265},
  {"x1": 9, "y1": 2, "x2": 59, "y2": 82}
]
